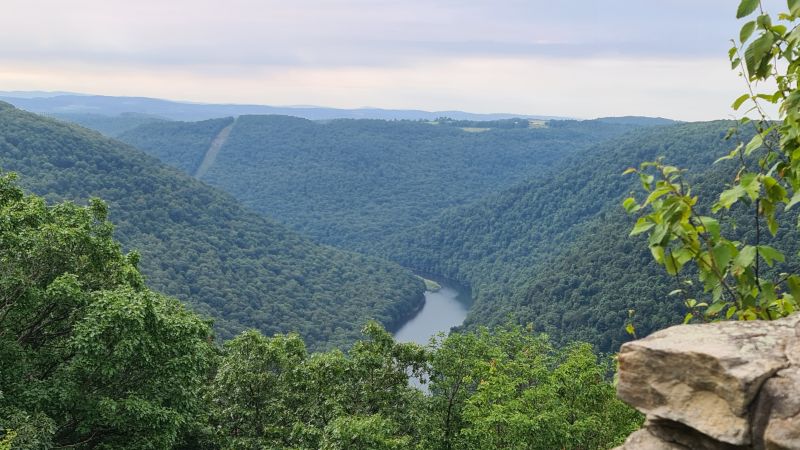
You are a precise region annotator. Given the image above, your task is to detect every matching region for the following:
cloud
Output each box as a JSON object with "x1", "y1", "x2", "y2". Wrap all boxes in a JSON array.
[
  {"x1": 0, "y1": 54, "x2": 747, "y2": 120},
  {"x1": 0, "y1": 0, "x2": 785, "y2": 118},
  {"x1": 1, "y1": 0, "x2": 753, "y2": 66}
]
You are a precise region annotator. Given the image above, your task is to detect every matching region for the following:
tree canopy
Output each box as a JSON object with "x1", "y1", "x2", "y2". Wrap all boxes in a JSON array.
[{"x1": 0, "y1": 103, "x2": 425, "y2": 349}]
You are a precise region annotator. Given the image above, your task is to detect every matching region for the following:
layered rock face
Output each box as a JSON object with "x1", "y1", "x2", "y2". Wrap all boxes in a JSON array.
[{"x1": 614, "y1": 314, "x2": 800, "y2": 449}]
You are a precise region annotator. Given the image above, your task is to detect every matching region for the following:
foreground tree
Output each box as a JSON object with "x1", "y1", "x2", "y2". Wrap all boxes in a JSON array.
[
  {"x1": 625, "y1": 0, "x2": 800, "y2": 323},
  {"x1": 425, "y1": 326, "x2": 641, "y2": 450},
  {"x1": 0, "y1": 172, "x2": 215, "y2": 449},
  {"x1": 0, "y1": 166, "x2": 639, "y2": 449},
  {"x1": 209, "y1": 322, "x2": 639, "y2": 450},
  {"x1": 209, "y1": 322, "x2": 427, "y2": 449}
]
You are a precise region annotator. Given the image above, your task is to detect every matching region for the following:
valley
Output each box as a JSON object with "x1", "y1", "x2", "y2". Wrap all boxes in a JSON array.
[
  {"x1": 29, "y1": 103, "x2": 703, "y2": 350},
  {"x1": 2, "y1": 88, "x2": 790, "y2": 450},
  {"x1": 4, "y1": 2, "x2": 795, "y2": 448}
]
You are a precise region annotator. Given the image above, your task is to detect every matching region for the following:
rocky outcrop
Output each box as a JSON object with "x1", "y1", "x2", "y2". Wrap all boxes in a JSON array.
[{"x1": 614, "y1": 314, "x2": 800, "y2": 449}]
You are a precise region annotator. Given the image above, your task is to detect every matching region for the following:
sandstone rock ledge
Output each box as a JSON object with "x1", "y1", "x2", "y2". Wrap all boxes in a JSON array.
[{"x1": 614, "y1": 314, "x2": 800, "y2": 450}]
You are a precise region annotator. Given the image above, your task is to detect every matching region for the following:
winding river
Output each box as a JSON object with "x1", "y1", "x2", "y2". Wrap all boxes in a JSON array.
[{"x1": 393, "y1": 278, "x2": 471, "y2": 345}]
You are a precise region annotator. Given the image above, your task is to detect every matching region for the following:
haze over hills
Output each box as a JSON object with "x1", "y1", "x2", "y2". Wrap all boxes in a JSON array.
[
  {"x1": 0, "y1": 101, "x2": 425, "y2": 349},
  {"x1": 0, "y1": 91, "x2": 569, "y2": 122}
]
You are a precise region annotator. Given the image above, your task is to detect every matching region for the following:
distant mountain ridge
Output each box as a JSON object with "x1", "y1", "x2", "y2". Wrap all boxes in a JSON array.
[{"x1": 0, "y1": 91, "x2": 570, "y2": 122}]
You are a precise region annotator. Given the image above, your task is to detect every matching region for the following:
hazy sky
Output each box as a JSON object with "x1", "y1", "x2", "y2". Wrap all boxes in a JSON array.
[{"x1": 0, "y1": 0, "x2": 786, "y2": 120}]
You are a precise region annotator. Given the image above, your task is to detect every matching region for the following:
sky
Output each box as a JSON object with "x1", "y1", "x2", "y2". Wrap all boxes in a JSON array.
[{"x1": 0, "y1": 0, "x2": 787, "y2": 120}]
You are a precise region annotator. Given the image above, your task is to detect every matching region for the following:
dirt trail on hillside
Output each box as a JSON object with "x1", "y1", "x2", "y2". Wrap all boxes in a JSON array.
[{"x1": 195, "y1": 120, "x2": 235, "y2": 179}]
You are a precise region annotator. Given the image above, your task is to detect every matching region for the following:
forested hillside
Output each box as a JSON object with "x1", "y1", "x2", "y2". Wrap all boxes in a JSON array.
[
  {"x1": 0, "y1": 175, "x2": 641, "y2": 449},
  {"x1": 118, "y1": 117, "x2": 233, "y2": 173},
  {"x1": 0, "y1": 101, "x2": 424, "y2": 349},
  {"x1": 382, "y1": 121, "x2": 797, "y2": 351},
  {"x1": 118, "y1": 115, "x2": 648, "y2": 249}
]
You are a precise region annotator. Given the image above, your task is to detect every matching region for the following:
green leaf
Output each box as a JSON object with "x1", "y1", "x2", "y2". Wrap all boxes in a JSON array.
[
  {"x1": 698, "y1": 216, "x2": 720, "y2": 240},
  {"x1": 742, "y1": 309, "x2": 758, "y2": 320},
  {"x1": 785, "y1": 190, "x2": 800, "y2": 210},
  {"x1": 625, "y1": 323, "x2": 635, "y2": 336},
  {"x1": 744, "y1": 32, "x2": 776, "y2": 77},
  {"x1": 740, "y1": 21, "x2": 757, "y2": 42},
  {"x1": 644, "y1": 186, "x2": 672, "y2": 205},
  {"x1": 630, "y1": 218, "x2": 655, "y2": 236},
  {"x1": 650, "y1": 245, "x2": 665, "y2": 264},
  {"x1": 706, "y1": 301, "x2": 726, "y2": 316},
  {"x1": 737, "y1": 0, "x2": 759, "y2": 18},
  {"x1": 756, "y1": 13, "x2": 772, "y2": 29},
  {"x1": 715, "y1": 143, "x2": 743, "y2": 164},
  {"x1": 712, "y1": 242, "x2": 735, "y2": 270},
  {"x1": 732, "y1": 93, "x2": 750, "y2": 110},
  {"x1": 622, "y1": 167, "x2": 636, "y2": 175},
  {"x1": 762, "y1": 281, "x2": 778, "y2": 304},
  {"x1": 734, "y1": 245, "x2": 757, "y2": 269},
  {"x1": 790, "y1": 0, "x2": 800, "y2": 15},
  {"x1": 683, "y1": 312, "x2": 694, "y2": 324},
  {"x1": 770, "y1": 24, "x2": 787, "y2": 34},
  {"x1": 664, "y1": 251, "x2": 679, "y2": 275},
  {"x1": 787, "y1": 275, "x2": 800, "y2": 300},
  {"x1": 622, "y1": 197, "x2": 640, "y2": 213},
  {"x1": 639, "y1": 173, "x2": 654, "y2": 191},
  {"x1": 757, "y1": 245, "x2": 784, "y2": 266},
  {"x1": 740, "y1": 172, "x2": 762, "y2": 200},
  {"x1": 718, "y1": 185, "x2": 746, "y2": 209},
  {"x1": 744, "y1": 133, "x2": 763, "y2": 155},
  {"x1": 649, "y1": 223, "x2": 669, "y2": 246}
]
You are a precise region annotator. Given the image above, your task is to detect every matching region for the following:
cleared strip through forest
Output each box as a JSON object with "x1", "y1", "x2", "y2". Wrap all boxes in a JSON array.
[{"x1": 195, "y1": 120, "x2": 235, "y2": 179}]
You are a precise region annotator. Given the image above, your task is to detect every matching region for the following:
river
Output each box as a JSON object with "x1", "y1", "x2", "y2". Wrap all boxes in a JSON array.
[{"x1": 393, "y1": 278, "x2": 471, "y2": 345}]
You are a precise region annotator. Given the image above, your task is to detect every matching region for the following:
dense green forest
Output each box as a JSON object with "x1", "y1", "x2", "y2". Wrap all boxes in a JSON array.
[
  {"x1": 118, "y1": 117, "x2": 233, "y2": 174},
  {"x1": 0, "y1": 102, "x2": 425, "y2": 349},
  {"x1": 114, "y1": 112, "x2": 747, "y2": 352},
  {"x1": 117, "y1": 115, "x2": 650, "y2": 249},
  {"x1": 380, "y1": 121, "x2": 800, "y2": 352},
  {"x1": 0, "y1": 177, "x2": 640, "y2": 448},
  {"x1": 100, "y1": 108, "x2": 776, "y2": 352}
]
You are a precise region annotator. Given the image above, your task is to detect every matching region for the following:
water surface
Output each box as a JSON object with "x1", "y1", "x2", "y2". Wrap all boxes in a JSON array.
[{"x1": 393, "y1": 279, "x2": 471, "y2": 345}]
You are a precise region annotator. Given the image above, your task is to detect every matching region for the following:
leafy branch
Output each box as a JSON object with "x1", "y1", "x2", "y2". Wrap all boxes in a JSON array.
[{"x1": 623, "y1": 0, "x2": 800, "y2": 324}]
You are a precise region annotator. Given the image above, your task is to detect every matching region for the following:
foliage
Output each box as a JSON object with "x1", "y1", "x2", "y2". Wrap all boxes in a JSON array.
[
  {"x1": 424, "y1": 326, "x2": 641, "y2": 450},
  {"x1": 208, "y1": 323, "x2": 639, "y2": 450},
  {"x1": 118, "y1": 115, "x2": 644, "y2": 250},
  {"x1": 0, "y1": 174, "x2": 638, "y2": 448},
  {"x1": 0, "y1": 172, "x2": 215, "y2": 449},
  {"x1": 379, "y1": 121, "x2": 756, "y2": 351},
  {"x1": 0, "y1": 430, "x2": 15, "y2": 450},
  {"x1": 208, "y1": 322, "x2": 428, "y2": 449},
  {"x1": 118, "y1": 117, "x2": 233, "y2": 173},
  {"x1": 623, "y1": 0, "x2": 800, "y2": 323},
  {"x1": 0, "y1": 103, "x2": 425, "y2": 349}
]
